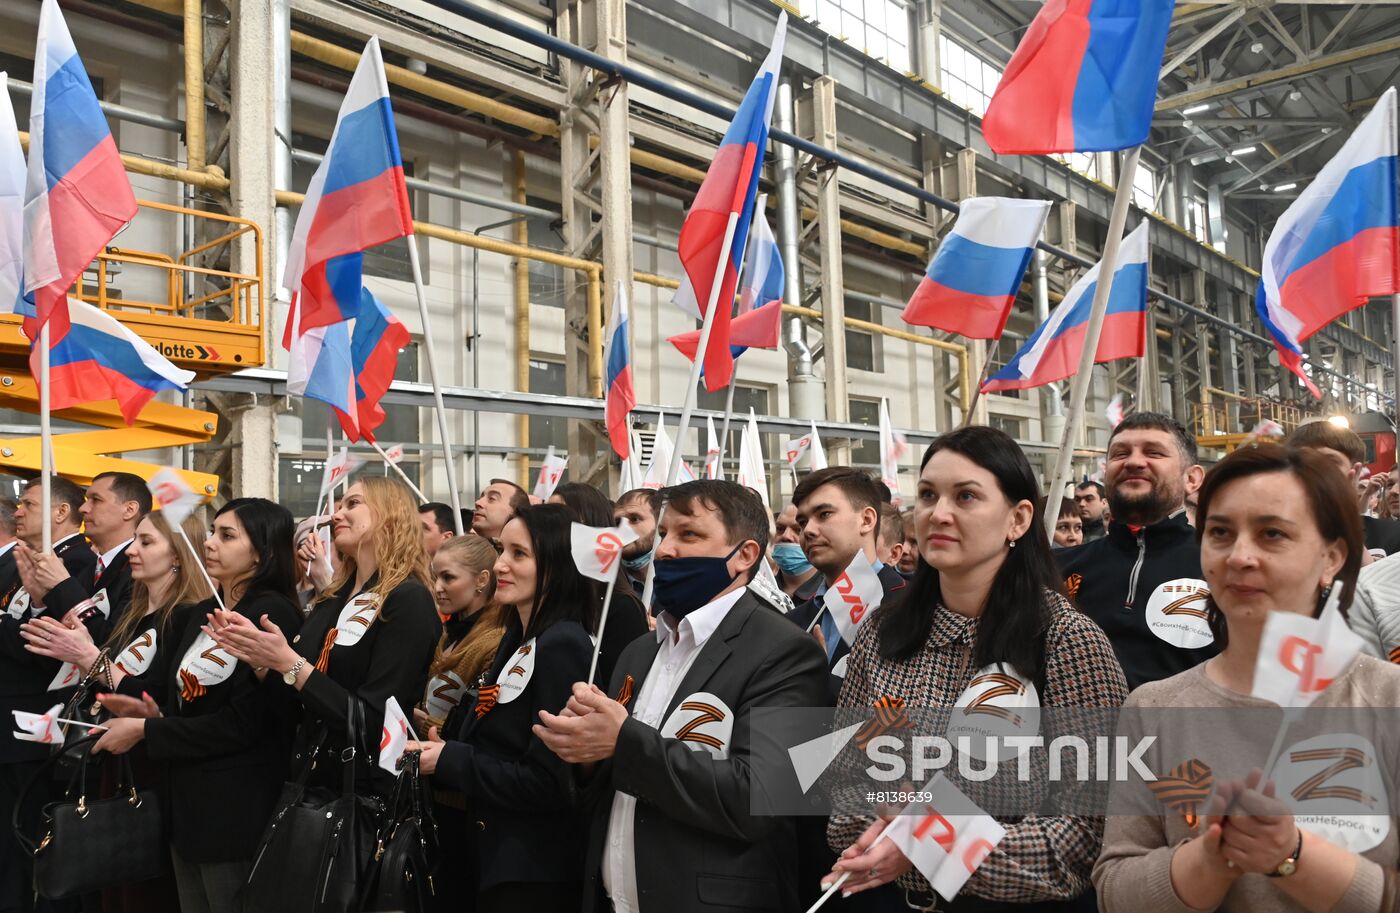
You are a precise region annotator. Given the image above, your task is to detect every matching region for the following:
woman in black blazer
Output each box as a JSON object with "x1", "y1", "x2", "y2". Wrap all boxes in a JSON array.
[
  {"x1": 415, "y1": 503, "x2": 594, "y2": 913},
  {"x1": 212, "y1": 476, "x2": 440, "y2": 796},
  {"x1": 92, "y1": 498, "x2": 303, "y2": 913}
]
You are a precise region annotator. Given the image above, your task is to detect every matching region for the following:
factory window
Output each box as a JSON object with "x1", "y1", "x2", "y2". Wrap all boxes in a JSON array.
[
  {"x1": 527, "y1": 199, "x2": 568, "y2": 309},
  {"x1": 801, "y1": 0, "x2": 911, "y2": 73},
  {"x1": 528, "y1": 357, "x2": 570, "y2": 458},
  {"x1": 1191, "y1": 196, "x2": 1210, "y2": 243},
  {"x1": 938, "y1": 34, "x2": 1001, "y2": 117},
  {"x1": 845, "y1": 299, "x2": 880, "y2": 372},
  {"x1": 1132, "y1": 162, "x2": 1159, "y2": 213},
  {"x1": 1056, "y1": 152, "x2": 1100, "y2": 181},
  {"x1": 848, "y1": 396, "x2": 882, "y2": 467}
]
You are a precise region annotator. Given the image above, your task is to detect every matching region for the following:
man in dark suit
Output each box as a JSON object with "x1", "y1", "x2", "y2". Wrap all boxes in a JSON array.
[
  {"x1": 785, "y1": 467, "x2": 907, "y2": 694},
  {"x1": 29, "y1": 471, "x2": 148, "y2": 639},
  {"x1": 1, "y1": 477, "x2": 98, "y2": 913},
  {"x1": 535, "y1": 480, "x2": 828, "y2": 913},
  {"x1": 0, "y1": 499, "x2": 19, "y2": 615}
]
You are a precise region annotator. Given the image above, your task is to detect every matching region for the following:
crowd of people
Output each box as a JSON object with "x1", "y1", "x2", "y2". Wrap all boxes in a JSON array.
[{"x1": 3, "y1": 411, "x2": 1400, "y2": 913}]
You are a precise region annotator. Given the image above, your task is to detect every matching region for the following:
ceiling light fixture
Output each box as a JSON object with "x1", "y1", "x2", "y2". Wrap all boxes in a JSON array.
[
  {"x1": 1250, "y1": 41, "x2": 1264, "y2": 53},
  {"x1": 1231, "y1": 145, "x2": 1257, "y2": 156},
  {"x1": 1183, "y1": 103, "x2": 1212, "y2": 115},
  {"x1": 1273, "y1": 182, "x2": 1298, "y2": 192}
]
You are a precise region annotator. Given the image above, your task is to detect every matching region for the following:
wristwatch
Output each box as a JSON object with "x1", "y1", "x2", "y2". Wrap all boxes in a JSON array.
[
  {"x1": 282, "y1": 658, "x2": 307, "y2": 686},
  {"x1": 1266, "y1": 828, "x2": 1304, "y2": 878}
]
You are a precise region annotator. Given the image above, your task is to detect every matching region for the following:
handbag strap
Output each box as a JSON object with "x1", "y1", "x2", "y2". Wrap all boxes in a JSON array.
[
  {"x1": 340, "y1": 693, "x2": 364, "y2": 798},
  {"x1": 10, "y1": 735, "x2": 102, "y2": 854}
]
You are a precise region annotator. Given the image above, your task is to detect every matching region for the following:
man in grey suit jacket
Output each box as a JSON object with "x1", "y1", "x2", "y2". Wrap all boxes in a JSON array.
[{"x1": 536, "y1": 480, "x2": 828, "y2": 913}]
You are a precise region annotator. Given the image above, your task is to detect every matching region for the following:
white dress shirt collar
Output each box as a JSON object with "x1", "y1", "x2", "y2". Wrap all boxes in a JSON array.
[
  {"x1": 655, "y1": 584, "x2": 746, "y2": 647},
  {"x1": 98, "y1": 539, "x2": 133, "y2": 570}
]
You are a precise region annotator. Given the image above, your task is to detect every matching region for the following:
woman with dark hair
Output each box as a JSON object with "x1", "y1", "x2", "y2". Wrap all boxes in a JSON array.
[
  {"x1": 92, "y1": 498, "x2": 303, "y2": 913},
  {"x1": 413, "y1": 503, "x2": 593, "y2": 912},
  {"x1": 824, "y1": 425, "x2": 1128, "y2": 906},
  {"x1": 548, "y1": 481, "x2": 650, "y2": 685},
  {"x1": 211, "y1": 476, "x2": 441, "y2": 796},
  {"x1": 1095, "y1": 444, "x2": 1400, "y2": 912}
]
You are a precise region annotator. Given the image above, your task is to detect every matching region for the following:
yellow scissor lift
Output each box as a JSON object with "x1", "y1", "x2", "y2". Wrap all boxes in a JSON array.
[{"x1": 0, "y1": 200, "x2": 265, "y2": 497}]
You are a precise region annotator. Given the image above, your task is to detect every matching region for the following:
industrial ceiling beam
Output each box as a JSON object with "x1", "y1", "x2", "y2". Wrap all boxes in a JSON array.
[
  {"x1": 1160, "y1": 6, "x2": 1248, "y2": 78},
  {"x1": 1156, "y1": 35, "x2": 1400, "y2": 110}
]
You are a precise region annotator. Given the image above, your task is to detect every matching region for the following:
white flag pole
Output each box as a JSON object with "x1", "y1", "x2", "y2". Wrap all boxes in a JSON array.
[
  {"x1": 39, "y1": 321, "x2": 52, "y2": 553},
  {"x1": 406, "y1": 238, "x2": 464, "y2": 534},
  {"x1": 804, "y1": 820, "x2": 895, "y2": 913},
  {"x1": 588, "y1": 568, "x2": 620, "y2": 685},
  {"x1": 174, "y1": 523, "x2": 226, "y2": 612},
  {"x1": 643, "y1": 210, "x2": 743, "y2": 607},
  {"x1": 1043, "y1": 145, "x2": 1142, "y2": 540},
  {"x1": 368, "y1": 439, "x2": 427, "y2": 502}
]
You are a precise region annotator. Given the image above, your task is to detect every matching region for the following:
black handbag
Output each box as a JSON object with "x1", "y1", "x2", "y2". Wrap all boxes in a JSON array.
[
  {"x1": 359, "y1": 750, "x2": 438, "y2": 913},
  {"x1": 11, "y1": 735, "x2": 166, "y2": 899},
  {"x1": 245, "y1": 697, "x2": 384, "y2": 913}
]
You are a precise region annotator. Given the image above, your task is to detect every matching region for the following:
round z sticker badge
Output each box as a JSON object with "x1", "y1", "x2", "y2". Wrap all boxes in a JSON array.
[
  {"x1": 334, "y1": 594, "x2": 381, "y2": 647},
  {"x1": 495, "y1": 638, "x2": 537, "y2": 704},
  {"x1": 1273, "y1": 733, "x2": 1390, "y2": 853},
  {"x1": 1145, "y1": 578, "x2": 1215, "y2": 649}
]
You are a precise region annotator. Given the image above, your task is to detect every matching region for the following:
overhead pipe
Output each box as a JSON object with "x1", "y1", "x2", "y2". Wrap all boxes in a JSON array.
[
  {"x1": 774, "y1": 81, "x2": 813, "y2": 381},
  {"x1": 183, "y1": 0, "x2": 205, "y2": 171},
  {"x1": 512, "y1": 152, "x2": 531, "y2": 490}
]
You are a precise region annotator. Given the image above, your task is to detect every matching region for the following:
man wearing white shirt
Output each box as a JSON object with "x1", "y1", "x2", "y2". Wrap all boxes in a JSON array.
[{"x1": 535, "y1": 480, "x2": 827, "y2": 913}]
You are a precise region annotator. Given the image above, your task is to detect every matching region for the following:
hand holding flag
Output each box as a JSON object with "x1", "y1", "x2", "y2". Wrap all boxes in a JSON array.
[
  {"x1": 379, "y1": 696, "x2": 411, "y2": 775},
  {"x1": 12, "y1": 703, "x2": 64, "y2": 745}
]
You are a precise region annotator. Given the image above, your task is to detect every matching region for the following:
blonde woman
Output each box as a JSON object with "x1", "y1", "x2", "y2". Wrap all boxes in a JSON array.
[
  {"x1": 22, "y1": 511, "x2": 213, "y2": 706},
  {"x1": 213, "y1": 477, "x2": 441, "y2": 794},
  {"x1": 419, "y1": 534, "x2": 509, "y2": 731},
  {"x1": 420, "y1": 534, "x2": 509, "y2": 913}
]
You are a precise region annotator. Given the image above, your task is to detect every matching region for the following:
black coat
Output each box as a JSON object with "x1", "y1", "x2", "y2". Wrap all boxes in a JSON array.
[
  {"x1": 1364, "y1": 515, "x2": 1400, "y2": 557},
  {"x1": 289, "y1": 575, "x2": 441, "y2": 795},
  {"x1": 1056, "y1": 512, "x2": 1219, "y2": 691},
  {"x1": 580, "y1": 590, "x2": 828, "y2": 913},
  {"x1": 786, "y1": 563, "x2": 908, "y2": 704},
  {"x1": 436, "y1": 616, "x2": 594, "y2": 893},
  {"x1": 114, "y1": 602, "x2": 202, "y2": 708},
  {"x1": 46, "y1": 543, "x2": 134, "y2": 646},
  {"x1": 595, "y1": 586, "x2": 649, "y2": 689},
  {"x1": 142, "y1": 591, "x2": 303, "y2": 863},
  {"x1": 0, "y1": 544, "x2": 19, "y2": 614},
  {"x1": 0, "y1": 534, "x2": 101, "y2": 764}
]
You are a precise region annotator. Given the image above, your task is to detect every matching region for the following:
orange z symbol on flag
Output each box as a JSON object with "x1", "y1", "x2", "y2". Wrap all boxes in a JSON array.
[
  {"x1": 153, "y1": 481, "x2": 183, "y2": 508},
  {"x1": 674, "y1": 701, "x2": 726, "y2": 749},
  {"x1": 594, "y1": 531, "x2": 625, "y2": 575},
  {"x1": 964, "y1": 672, "x2": 1027, "y2": 725},
  {"x1": 832, "y1": 572, "x2": 868, "y2": 625}
]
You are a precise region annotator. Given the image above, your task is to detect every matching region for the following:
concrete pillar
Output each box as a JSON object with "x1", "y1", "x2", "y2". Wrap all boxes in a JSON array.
[
  {"x1": 1193, "y1": 273, "x2": 1215, "y2": 435},
  {"x1": 813, "y1": 76, "x2": 850, "y2": 465},
  {"x1": 558, "y1": 0, "x2": 631, "y2": 482},
  {"x1": 916, "y1": 0, "x2": 943, "y2": 88},
  {"x1": 227, "y1": 0, "x2": 278, "y2": 499},
  {"x1": 955, "y1": 148, "x2": 988, "y2": 426}
]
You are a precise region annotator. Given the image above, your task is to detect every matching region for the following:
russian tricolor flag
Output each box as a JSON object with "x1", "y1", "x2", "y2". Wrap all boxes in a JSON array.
[
  {"x1": 669, "y1": 203, "x2": 785, "y2": 361},
  {"x1": 22, "y1": 0, "x2": 137, "y2": 339},
  {"x1": 1255, "y1": 87, "x2": 1398, "y2": 398},
  {"x1": 901, "y1": 197, "x2": 1051, "y2": 339},
  {"x1": 604, "y1": 280, "x2": 636, "y2": 459},
  {"x1": 47, "y1": 296, "x2": 195, "y2": 423},
  {"x1": 983, "y1": 220, "x2": 1149, "y2": 393},
  {"x1": 283, "y1": 38, "x2": 414, "y2": 441},
  {"x1": 982, "y1": 0, "x2": 1175, "y2": 155},
  {"x1": 677, "y1": 14, "x2": 785, "y2": 391},
  {"x1": 1, "y1": 73, "x2": 24, "y2": 318}
]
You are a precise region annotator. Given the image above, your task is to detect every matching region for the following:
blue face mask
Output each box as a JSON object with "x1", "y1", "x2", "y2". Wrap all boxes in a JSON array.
[
  {"x1": 652, "y1": 543, "x2": 744, "y2": 619},
  {"x1": 622, "y1": 549, "x2": 654, "y2": 573},
  {"x1": 771, "y1": 542, "x2": 813, "y2": 577}
]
